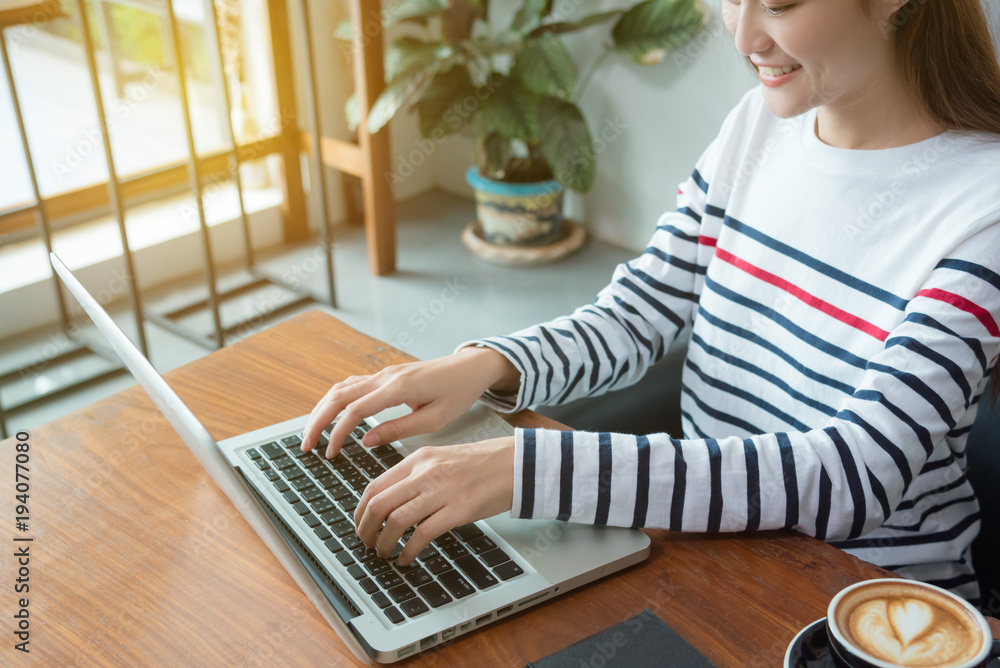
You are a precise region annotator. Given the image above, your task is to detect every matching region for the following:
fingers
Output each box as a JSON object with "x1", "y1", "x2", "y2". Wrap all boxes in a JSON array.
[
  {"x1": 375, "y1": 494, "x2": 444, "y2": 560},
  {"x1": 301, "y1": 376, "x2": 374, "y2": 453},
  {"x1": 361, "y1": 403, "x2": 447, "y2": 448},
  {"x1": 396, "y1": 509, "x2": 457, "y2": 566},
  {"x1": 354, "y1": 461, "x2": 415, "y2": 545},
  {"x1": 324, "y1": 383, "x2": 402, "y2": 458}
]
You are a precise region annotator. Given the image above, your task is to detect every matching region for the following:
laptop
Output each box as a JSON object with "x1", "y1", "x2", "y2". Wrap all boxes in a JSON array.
[{"x1": 50, "y1": 252, "x2": 650, "y2": 664}]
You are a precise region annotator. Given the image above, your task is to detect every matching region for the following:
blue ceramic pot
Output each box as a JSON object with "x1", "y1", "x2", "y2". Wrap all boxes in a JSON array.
[{"x1": 465, "y1": 167, "x2": 564, "y2": 246}]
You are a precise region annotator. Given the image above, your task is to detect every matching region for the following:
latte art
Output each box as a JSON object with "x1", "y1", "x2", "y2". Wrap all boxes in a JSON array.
[{"x1": 833, "y1": 583, "x2": 983, "y2": 668}]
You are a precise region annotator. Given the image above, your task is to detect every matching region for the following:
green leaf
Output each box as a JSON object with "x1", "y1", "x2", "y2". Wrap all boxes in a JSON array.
[
  {"x1": 479, "y1": 75, "x2": 539, "y2": 141},
  {"x1": 538, "y1": 96, "x2": 594, "y2": 192},
  {"x1": 417, "y1": 66, "x2": 477, "y2": 138},
  {"x1": 345, "y1": 93, "x2": 360, "y2": 132},
  {"x1": 612, "y1": 0, "x2": 705, "y2": 61},
  {"x1": 528, "y1": 10, "x2": 623, "y2": 37},
  {"x1": 512, "y1": 33, "x2": 576, "y2": 100},
  {"x1": 510, "y1": 0, "x2": 548, "y2": 34},
  {"x1": 384, "y1": 0, "x2": 451, "y2": 27},
  {"x1": 385, "y1": 37, "x2": 453, "y2": 81},
  {"x1": 366, "y1": 63, "x2": 439, "y2": 134}
]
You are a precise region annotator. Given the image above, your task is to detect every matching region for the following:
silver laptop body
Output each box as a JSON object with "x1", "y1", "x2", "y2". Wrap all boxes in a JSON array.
[{"x1": 51, "y1": 252, "x2": 650, "y2": 664}]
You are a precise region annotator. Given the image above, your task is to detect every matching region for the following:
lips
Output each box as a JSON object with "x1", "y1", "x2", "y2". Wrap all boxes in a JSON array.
[{"x1": 757, "y1": 64, "x2": 801, "y2": 87}]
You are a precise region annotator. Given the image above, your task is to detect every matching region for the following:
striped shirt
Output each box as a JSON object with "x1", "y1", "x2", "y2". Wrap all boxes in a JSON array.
[{"x1": 465, "y1": 87, "x2": 1000, "y2": 602}]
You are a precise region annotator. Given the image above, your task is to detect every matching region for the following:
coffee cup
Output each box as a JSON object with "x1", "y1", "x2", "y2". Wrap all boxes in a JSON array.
[{"x1": 826, "y1": 578, "x2": 998, "y2": 668}]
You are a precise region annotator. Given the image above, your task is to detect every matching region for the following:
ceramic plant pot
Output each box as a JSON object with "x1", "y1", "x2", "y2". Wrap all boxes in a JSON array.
[{"x1": 465, "y1": 167, "x2": 564, "y2": 246}]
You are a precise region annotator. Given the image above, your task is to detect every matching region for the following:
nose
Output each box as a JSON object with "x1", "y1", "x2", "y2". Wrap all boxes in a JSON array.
[{"x1": 727, "y1": 4, "x2": 774, "y2": 57}]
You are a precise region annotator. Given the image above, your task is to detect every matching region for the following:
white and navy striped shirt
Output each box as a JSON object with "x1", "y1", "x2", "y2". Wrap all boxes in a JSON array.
[{"x1": 466, "y1": 88, "x2": 1000, "y2": 602}]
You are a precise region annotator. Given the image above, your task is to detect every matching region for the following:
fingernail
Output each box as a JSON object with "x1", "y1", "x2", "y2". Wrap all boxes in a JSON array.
[{"x1": 365, "y1": 432, "x2": 381, "y2": 447}]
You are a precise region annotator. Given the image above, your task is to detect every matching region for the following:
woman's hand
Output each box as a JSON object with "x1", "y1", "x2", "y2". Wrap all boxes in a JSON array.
[
  {"x1": 353, "y1": 437, "x2": 515, "y2": 566},
  {"x1": 301, "y1": 347, "x2": 519, "y2": 459}
]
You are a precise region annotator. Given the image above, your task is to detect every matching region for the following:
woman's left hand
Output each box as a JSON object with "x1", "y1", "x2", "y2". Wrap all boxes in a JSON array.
[{"x1": 353, "y1": 437, "x2": 516, "y2": 566}]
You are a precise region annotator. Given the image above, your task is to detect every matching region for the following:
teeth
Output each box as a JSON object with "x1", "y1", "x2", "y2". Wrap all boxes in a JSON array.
[{"x1": 760, "y1": 65, "x2": 799, "y2": 76}]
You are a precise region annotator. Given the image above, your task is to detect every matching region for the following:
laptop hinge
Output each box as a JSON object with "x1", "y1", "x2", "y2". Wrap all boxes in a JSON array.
[{"x1": 237, "y1": 468, "x2": 362, "y2": 621}]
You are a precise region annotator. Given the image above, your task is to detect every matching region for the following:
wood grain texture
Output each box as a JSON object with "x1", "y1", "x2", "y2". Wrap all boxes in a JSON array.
[{"x1": 0, "y1": 311, "x2": 906, "y2": 666}]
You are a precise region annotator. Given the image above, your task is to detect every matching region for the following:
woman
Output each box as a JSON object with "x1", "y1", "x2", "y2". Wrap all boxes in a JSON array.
[{"x1": 303, "y1": 0, "x2": 1000, "y2": 601}]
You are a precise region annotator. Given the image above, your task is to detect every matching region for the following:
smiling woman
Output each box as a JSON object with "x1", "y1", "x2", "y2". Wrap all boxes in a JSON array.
[{"x1": 300, "y1": 0, "x2": 1000, "y2": 604}]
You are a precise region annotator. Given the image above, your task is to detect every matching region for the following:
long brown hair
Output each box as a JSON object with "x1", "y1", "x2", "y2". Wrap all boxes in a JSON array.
[{"x1": 885, "y1": 0, "x2": 1000, "y2": 394}]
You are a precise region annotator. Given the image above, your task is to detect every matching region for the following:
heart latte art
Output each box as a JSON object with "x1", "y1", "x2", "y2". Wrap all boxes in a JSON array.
[{"x1": 835, "y1": 583, "x2": 982, "y2": 667}]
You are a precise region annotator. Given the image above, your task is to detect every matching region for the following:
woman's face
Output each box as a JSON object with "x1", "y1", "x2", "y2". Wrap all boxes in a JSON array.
[{"x1": 721, "y1": 0, "x2": 901, "y2": 119}]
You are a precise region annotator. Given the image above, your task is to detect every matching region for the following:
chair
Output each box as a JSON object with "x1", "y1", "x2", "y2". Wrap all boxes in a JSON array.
[{"x1": 967, "y1": 382, "x2": 1000, "y2": 614}]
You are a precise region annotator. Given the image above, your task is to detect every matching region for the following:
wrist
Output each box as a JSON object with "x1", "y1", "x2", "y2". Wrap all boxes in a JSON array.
[{"x1": 457, "y1": 345, "x2": 520, "y2": 395}]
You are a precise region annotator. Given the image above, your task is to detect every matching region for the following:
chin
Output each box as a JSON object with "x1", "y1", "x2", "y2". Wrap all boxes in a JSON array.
[{"x1": 760, "y1": 90, "x2": 814, "y2": 120}]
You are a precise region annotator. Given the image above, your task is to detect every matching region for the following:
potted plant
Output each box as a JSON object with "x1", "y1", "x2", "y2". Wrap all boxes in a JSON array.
[{"x1": 342, "y1": 0, "x2": 706, "y2": 246}]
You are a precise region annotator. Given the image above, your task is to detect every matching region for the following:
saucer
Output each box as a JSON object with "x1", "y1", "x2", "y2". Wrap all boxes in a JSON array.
[{"x1": 785, "y1": 619, "x2": 841, "y2": 668}]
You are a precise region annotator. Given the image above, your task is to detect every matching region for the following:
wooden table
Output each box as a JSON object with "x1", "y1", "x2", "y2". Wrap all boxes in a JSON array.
[{"x1": 0, "y1": 310, "x2": 966, "y2": 666}]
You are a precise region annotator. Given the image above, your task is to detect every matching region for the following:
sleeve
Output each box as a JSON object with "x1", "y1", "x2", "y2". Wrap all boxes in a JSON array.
[
  {"x1": 455, "y1": 141, "x2": 723, "y2": 414},
  {"x1": 507, "y1": 224, "x2": 1000, "y2": 540}
]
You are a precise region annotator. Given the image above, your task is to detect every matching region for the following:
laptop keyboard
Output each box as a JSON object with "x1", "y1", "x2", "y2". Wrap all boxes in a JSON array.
[{"x1": 242, "y1": 424, "x2": 524, "y2": 626}]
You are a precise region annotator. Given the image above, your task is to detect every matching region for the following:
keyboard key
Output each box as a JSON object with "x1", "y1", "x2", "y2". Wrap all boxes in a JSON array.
[
  {"x1": 418, "y1": 546, "x2": 440, "y2": 562},
  {"x1": 400, "y1": 597, "x2": 429, "y2": 618},
  {"x1": 310, "y1": 497, "x2": 335, "y2": 514},
  {"x1": 394, "y1": 559, "x2": 421, "y2": 574},
  {"x1": 346, "y1": 477, "x2": 368, "y2": 493},
  {"x1": 281, "y1": 490, "x2": 298, "y2": 504},
  {"x1": 389, "y1": 542, "x2": 404, "y2": 560},
  {"x1": 371, "y1": 445, "x2": 397, "y2": 460},
  {"x1": 404, "y1": 568, "x2": 433, "y2": 588},
  {"x1": 385, "y1": 607, "x2": 405, "y2": 624},
  {"x1": 331, "y1": 521, "x2": 354, "y2": 537},
  {"x1": 493, "y1": 560, "x2": 524, "y2": 581},
  {"x1": 315, "y1": 476, "x2": 339, "y2": 490},
  {"x1": 359, "y1": 577, "x2": 379, "y2": 595},
  {"x1": 442, "y1": 542, "x2": 469, "y2": 560},
  {"x1": 366, "y1": 560, "x2": 392, "y2": 576},
  {"x1": 372, "y1": 591, "x2": 392, "y2": 609},
  {"x1": 324, "y1": 537, "x2": 343, "y2": 554},
  {"x1": 301, "y1": 487, "x2": 325, "y2": 504},
  {"x1": 376, "y1": 571, "x2": 403, "y2": 589},
  {"x1": 302, "y1": 513, "x2": 321, "y2": 529},
  {"x1": 387, "y1": 584, "x2": 416, "y2": 603},
  {"x1": 347, "y1": 564, "x2": 366, "y2": 580},
  {"x1": 438, "y1": 570, "x2": 475, "y2": 599},
  {"x1": 467, "y1": 536, "x2": 497, "y2": 555},
  {"x1": 338, "y1": 497, "x2": 359, "y2": 513},
  {"x1": 454, "y1": 555, "x2": 498, "y2": 589},
  {"x1": 292, "y1": 450, "x2": 312, "y2": 461},
  {"x1": 282, "y1": 435, "x2": 302, "y2": 448},
  {"x1": 285, "y1": 465, "x2": 307, "y2": 481},
  {"x1": 417, "y1": 582, "x2": 452, "y2": 609},
  {"x1": 273, "y1": 480, "x2": 290, "y2": 494},
  {"x1": 341, "y1": 533, "x2": 363, "y2": 550},
  {"x1": 329, "y1": 484, "x2": 352, "y2": 500},
  {"x1": 453, "y1": 524, "x2": 484, "y2": 542},
  {"x1": 479, "y1": 548, "x2": 511, "y2": 568},
  {"x1": 433, "y1": 532, "x2": 458, "y2": 548},
  {"x1": 320, "y1": 509, "x2": 345, "y2": 526},
  {"x1": 424, "y1": 557, "x2": 453, "y2": 576},
  {"x1": 272, "y1": 456, "x2": 295, "y2": 470},
  {"x1": 291, "y1": 478, "x2": 315, "y2": 492},
  {"x1": 263, "y1": 469, "x2": 279, "y2": 482},
  {"x1": 336, "y1": 551, "x2": 354, "y2": 566},
  {"x1": 313, "y1": 525, "x2": 332, "y2": 541},
  {"x1": 254, "y1": 460, "x2": 270, "y2": 471},
  {"x1": 382, "y1": 453, "x2": 404, "y2": 467},
  {"x1": 245, "y1": 448, "x2": 263, "y2": 460},
  {"x1": 353, "y1": 547, "x2": 380, "y2": 563},
  {"x1": 344, "y1": 442, "x2": 364, "y2": 457},
  {"x1": 292, "y1": 502, "x2": 310, "y2": 516},
  {"x1": 261, "y1": 442, "x2": 283, "y2": 459}
]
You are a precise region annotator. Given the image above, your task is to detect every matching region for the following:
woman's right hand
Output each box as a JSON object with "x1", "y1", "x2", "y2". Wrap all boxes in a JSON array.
[{"x1": 300, "y1": 346, "x2": 519, "y2": 458}]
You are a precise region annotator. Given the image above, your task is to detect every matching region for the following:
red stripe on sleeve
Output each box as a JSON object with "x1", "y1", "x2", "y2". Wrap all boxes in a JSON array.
[
  {"x1": 917, "y1": 288, "x2": 1000, "y2": 338},
  {"x1": 716, "y1": 248, "x2": 890, "y2": 341},
  {"x1": 698, "y1": 236, "x2": 717, "y2": 247}
]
